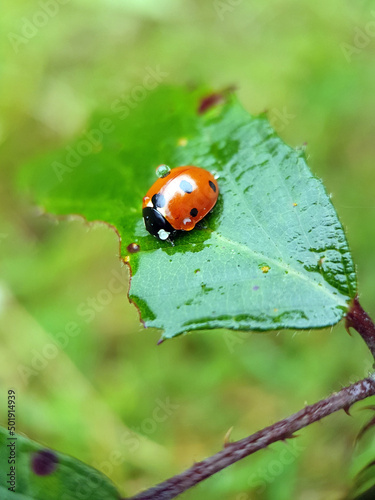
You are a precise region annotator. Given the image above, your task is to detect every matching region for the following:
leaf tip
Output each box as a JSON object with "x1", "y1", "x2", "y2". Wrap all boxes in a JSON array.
[{"x1": 197, "y1": 85, "x2": 236, "y2": 114}]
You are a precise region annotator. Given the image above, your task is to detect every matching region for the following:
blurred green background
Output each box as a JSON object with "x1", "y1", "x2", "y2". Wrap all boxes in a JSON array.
[{"x1": 1, "y1": 1, "x2": 375, "y2": 498}]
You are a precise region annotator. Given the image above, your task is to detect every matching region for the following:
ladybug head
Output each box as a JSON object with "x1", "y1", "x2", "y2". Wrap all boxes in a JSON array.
[{"x1": 143, "y1": 207, "x2": 175, "y2": 241}]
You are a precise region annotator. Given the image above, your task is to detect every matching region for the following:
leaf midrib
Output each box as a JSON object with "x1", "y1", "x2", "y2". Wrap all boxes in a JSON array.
[{"x1": 211, "y1": 232, "x2": 348, "y2": 307}]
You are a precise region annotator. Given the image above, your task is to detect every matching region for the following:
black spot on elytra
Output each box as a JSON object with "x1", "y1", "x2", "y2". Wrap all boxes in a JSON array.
[
  {"x1": 152, "y1": 193, "x2": 166, "y2": 208},
  {"x1": 190, "y1": 208, "x2": 198, "y2": 217},
  {"x1": 209, "y1": 180, "x2": 216, "y2": 192},
  {"x1": 31, "y1": 450, "x2": 58, "y2": 476},
  {"x1": 180, "y1": 180, "x2": 193, "y2": 194}
]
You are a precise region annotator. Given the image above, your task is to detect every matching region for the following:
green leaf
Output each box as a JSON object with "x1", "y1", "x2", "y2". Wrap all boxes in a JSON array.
[
  {"x1": 21, "y1": 86, "x2": 357, "y2": 339},
  {"x1": 0, "y1": 426, "x2": 121, "y2": 499}
]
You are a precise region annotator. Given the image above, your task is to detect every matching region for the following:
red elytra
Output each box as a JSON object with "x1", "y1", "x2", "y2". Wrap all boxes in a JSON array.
[{"x1": 142, "y1": 166, "x2": 219, "y2": 241}]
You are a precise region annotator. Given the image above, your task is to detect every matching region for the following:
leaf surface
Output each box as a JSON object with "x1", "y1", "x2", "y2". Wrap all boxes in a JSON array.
[{"x1": 22, "y1": 87, "x2": 357, "y2": 338}]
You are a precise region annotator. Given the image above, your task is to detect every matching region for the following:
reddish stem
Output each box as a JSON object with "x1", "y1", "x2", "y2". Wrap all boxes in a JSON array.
[
  {"x1": 346, "y1": 296, "x2": 375, "y2": 360},
  {"x1": 125, "y1": 298, "x2": 375, "y2": 499},
  {"x1": 127, "y1": 376, "x2": 375, "y2": 500}
]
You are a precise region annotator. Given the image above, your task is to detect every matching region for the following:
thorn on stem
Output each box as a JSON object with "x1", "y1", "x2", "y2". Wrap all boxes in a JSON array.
[
  {"x1": 343, "y1": 405, "x2": 352, "y2": 416},
  {"x1": 223, "y1": 426, "x2": 234, "y2": 448},
  {"x1": 288, "y1": 433, "x2": 299, "y2": 440}
]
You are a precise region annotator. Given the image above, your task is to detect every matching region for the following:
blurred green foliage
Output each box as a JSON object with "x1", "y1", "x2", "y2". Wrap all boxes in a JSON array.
[
  {"x1": 1, "y1": 1, "x2": 375, "y2": 498},
  {"x1": 0, "y1": 427, "x2": 121, "y2": 500}
]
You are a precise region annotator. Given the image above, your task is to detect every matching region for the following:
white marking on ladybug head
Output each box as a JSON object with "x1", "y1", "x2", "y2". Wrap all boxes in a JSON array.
[
  {"x1": 182, "y1": 218, "x2": 192, "y2": 227},
  {"x1": 158, "y1": 229, "x2": 170, "y2": 240}
]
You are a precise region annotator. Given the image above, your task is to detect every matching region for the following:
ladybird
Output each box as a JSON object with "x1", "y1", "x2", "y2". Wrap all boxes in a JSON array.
[{"x1": 142, "y1": 165, "x2": 219, "y2": 242}]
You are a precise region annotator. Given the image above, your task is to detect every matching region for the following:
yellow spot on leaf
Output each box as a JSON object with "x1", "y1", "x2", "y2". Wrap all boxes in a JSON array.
[
  {"x1": 177, "y1": 137, "x2": 188, "y2": 146},
  {"x1": 124, "y1": 256, "x2": 130, "y2": 263},
  {"x1": 293, "y1": 202, "x2": 298, "y2": 207},
  {"x1": 261, "y1": 266, "x2": 270, "y2": 273}
]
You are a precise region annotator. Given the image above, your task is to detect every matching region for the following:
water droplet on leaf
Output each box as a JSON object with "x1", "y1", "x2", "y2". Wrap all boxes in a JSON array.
[
  {"x1": 156, "y1": 164, "x2": 171, "y2": 178},
  {"x1": 127, "y1": 242, "x2": 140, "y2": 254}
]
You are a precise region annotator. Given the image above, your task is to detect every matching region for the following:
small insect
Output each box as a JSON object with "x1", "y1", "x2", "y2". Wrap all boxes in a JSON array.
[{"x1": 142, "y1": 165, "x2": 219, "y2": 242}]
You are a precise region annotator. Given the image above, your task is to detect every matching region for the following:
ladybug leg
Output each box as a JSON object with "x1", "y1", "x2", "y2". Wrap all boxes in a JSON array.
[{"x1": 166, "y1": 229, "x2": 178, "y2": 246}]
